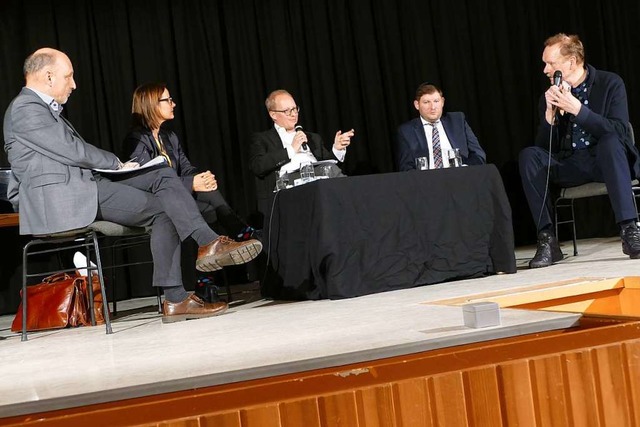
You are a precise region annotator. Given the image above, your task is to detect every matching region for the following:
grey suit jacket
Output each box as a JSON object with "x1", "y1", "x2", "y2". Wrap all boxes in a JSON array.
[{"x1": 3, "y1": 88, "x2": 120, "y2": 235}]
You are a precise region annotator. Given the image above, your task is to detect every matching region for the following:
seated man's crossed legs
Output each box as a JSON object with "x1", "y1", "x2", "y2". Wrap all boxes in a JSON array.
[{"x1": 96, "y1": 167, "x2": 262, "y2": 322}]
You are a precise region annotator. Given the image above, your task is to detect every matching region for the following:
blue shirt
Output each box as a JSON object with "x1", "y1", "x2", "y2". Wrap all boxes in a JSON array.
[{"x1": 569, "y1": 69, "x2": 592, "y2": 150}]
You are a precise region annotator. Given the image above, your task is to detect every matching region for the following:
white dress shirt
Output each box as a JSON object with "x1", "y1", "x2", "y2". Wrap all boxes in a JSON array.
[
  {"x1": 421, "y1": 117, "x2": 453, "y2": 169},
  {"x1": 275, "y1": 124, "x2": 346, "y2": 175}
]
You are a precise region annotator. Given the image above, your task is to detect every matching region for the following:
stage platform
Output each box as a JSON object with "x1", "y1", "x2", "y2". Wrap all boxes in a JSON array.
[{"x1": 0, "y1": 236, "x2": 639, "y2": 424}]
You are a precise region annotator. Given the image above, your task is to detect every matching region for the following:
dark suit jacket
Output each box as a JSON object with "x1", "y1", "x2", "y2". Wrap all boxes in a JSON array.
[
  {"x1": 248, "y1": 127, "x2": 336, "y2": 220},
  {"x1": 396, "y1": 112, "x2": 486, "y2": 172},
  {"x1": 123, "y1": 127, "x2": 197, "y2": 193},
  {"x1": 3, "y1": 88, "x2": 120, "y2": 234},
  {"x1": 535, "y1": 63, "x2": 640, "y2": 179}
]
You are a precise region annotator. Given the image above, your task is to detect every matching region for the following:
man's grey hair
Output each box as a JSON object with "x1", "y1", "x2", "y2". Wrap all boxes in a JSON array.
[{"x1": 23, "y1": 51, "x2": 56, "y2": 77}]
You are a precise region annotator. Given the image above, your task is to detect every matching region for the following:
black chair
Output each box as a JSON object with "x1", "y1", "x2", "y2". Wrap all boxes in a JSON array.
[
  {"x1": 20, "y1": 220, "x2": 159, "y2": 341},
  {"x1": 21, "y1": 227, "x2": 112, "y2": 341},
  {"x1": 87, "y1": 222, "x2": 155, "y2": 315},
  {"x1": 0, "y1": 167, "x2": 14, "y2": 214},
  {"x1": 554, "y1": 122, "x2": 640, "y2": 255}
]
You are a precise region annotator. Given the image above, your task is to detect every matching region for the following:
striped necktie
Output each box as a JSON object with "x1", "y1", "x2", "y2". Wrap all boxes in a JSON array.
[{"x1": 429, "y1": 122, "x2": 443, "y2": 169}]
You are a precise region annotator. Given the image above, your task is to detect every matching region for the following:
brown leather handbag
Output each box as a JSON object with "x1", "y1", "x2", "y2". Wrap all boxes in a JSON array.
[{"x1": 11, "y1": 272, "x2": 106, "y2": 332}]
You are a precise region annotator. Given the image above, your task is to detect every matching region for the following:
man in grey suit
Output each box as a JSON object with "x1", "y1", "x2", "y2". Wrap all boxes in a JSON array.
[
  {"x1": 3, "y1": 47, "x2": 262, "y2": 323},
  {"x1": 396, "y1": 83, "x2": 486, "y2": 171}
]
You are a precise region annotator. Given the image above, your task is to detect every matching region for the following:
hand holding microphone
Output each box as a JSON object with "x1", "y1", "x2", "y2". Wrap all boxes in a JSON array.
[
  {"x1": 545, "y1": 70, "x2": 566, "y2": 124},
  {"x1": 294, "y1": 125, "x2": 308, "y2": 151},
  {"x1": 547, "y1": 70, "x2": 582, "y2": 119},
  {"x1": 547, "y1": 70, "x2": 563, "y2": 123}
]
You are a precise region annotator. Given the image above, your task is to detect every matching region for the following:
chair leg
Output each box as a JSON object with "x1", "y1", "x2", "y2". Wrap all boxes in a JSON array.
[
  {"x1": 90, "y1": 231, "x2": 113, "y2": 335},
  {"x1": 156, "y1": 287, "x2": 163, "y2": 314},
  {"x1": 570, "y1": 200, "x2": 577, "y2": 256},
  {"x1": 21, "y1": 241, "x2": 32, "y2": 342},
  {"x1": 84, "y1": 243, "x2": 96, "y2": 326},
  {"x1": 223, "y1": 270, "x2": 232, "y2": 303},
  {"x1": 110, "y1": 240, "x2": 118, "y2": 316},
  {"x1": 632, "y1": 189, "x2": 640, "y2": 225},
  {"x1": 554, "y1": 202, "x2": 559, "y2": 245}
]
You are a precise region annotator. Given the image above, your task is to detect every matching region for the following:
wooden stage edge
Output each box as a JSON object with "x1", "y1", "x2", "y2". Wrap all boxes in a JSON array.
[{"x1": 2, "y1": 285, "x2": 640, "y2": 426}]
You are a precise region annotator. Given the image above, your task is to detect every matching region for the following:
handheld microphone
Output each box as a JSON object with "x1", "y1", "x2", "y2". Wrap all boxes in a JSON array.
[
  {"x1": 553, "y1": 70, "x2": 563, "y2": 87},
  {"x1": 551, "y1": 70, "x2": 563, "y2": 121},
  {"x1": 294, "y1": 125, "x2": 308, "y2": 151}
]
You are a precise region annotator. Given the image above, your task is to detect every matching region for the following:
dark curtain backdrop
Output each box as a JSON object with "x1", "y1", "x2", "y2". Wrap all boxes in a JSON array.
[{"x1": 2, "y1": 0, "x2": 640, "y2": 243}]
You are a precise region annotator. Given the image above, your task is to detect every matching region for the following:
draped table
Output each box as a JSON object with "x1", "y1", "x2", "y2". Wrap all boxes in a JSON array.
[{"x1": 264, "y1": 164, "x2": 516, "y2": 300}]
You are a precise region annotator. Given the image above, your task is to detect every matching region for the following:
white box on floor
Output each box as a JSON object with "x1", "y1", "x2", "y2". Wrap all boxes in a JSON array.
[{"x1": 462, "y1": 302, "x2": 501, "y2": 328}]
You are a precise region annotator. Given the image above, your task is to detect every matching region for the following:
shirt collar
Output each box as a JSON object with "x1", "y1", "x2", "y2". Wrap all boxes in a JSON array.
[
  {"x1": 420, "y1": 116, "x2": 440, "y2": 126},
  {"x1": 274, "y1": 123, "x2": 295, "y2": 134},
  {"x1": 25, "y1": 87, "x2": 63, "y2": 113}
]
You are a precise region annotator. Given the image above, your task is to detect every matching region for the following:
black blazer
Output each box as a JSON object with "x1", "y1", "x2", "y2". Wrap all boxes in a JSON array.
[
  {"x1": 123, "y1": 127, "x2": 197, "y2": 193},
  {"x1": 534, "y1": 63, "x2": 640, "y2": 179},
  {"x1": 248, "y1": 127, "x2": 337, "y2": 219},
  {"x1": 396, "y1": 112, "x2": 486, "y2": 172}
]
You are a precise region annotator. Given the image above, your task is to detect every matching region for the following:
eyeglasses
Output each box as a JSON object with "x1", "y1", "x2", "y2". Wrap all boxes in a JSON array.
[
  {"x1": 159, "y1": 97, "x2": 174, "y2": 104},
  {"x1": 270, "y1": 106, "x2": 300, "y2": 117}
]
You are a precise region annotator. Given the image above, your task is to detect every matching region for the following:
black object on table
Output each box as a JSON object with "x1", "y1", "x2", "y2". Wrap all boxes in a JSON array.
[{"x1": 264, "y1": 164, "x2": 516, "y2": 300}]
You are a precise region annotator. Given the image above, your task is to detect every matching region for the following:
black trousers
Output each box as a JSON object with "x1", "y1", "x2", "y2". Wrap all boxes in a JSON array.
[{"x1": 519, "y1": 133, "x2": 636, "y2": 232}]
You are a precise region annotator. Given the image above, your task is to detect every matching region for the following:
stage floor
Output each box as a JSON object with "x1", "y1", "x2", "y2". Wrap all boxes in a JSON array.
[{"x1": 0, "y1": 236, "x2": 638, "y2": 419}]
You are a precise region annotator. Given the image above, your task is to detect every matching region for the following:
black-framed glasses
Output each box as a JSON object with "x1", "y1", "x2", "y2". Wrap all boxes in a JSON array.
[
  {"x1": 270, "y1": 106, "x2": 300, "y2": 117},
  {"x1": 159, "y1": 97, "x2": 174, "y2": 104}
]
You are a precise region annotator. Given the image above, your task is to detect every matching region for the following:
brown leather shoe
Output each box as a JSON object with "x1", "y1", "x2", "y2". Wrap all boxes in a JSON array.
[
  {"x1": 162, "y1": 293, "x2": 228, "y2": 323},
  {"x1": 196, "y1": 235, "x2": 262, "y2": 272}
]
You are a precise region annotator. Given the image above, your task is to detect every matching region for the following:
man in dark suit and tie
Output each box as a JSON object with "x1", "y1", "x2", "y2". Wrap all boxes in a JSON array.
[
  {"x1": 248, "y1": 89, "x2": 355, "y2": 224},
  {"x1": 396, "y1": 83, "x2": 486, "y2": 172}
]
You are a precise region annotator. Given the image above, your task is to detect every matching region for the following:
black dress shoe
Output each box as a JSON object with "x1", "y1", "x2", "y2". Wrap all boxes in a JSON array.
[
  {"x1": 621, "y1": 223, "x2": 640, "y2": 259},
  {"x1": 529, "y1": 230, "x2": 564, "y2": 268}
]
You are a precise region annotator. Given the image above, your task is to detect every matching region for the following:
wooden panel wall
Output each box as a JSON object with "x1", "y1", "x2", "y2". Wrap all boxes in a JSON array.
[
  {"x1": 2, "y1": 319, "x2": 639, "y2": 427},
  {"x1": 159, "y1": 339, "x2": 640, "y2": 427}
]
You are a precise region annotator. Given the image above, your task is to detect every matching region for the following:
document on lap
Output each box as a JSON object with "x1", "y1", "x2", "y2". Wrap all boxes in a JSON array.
[{"x1": 93, "y1": 156, "x2": 167, "y2": 174}]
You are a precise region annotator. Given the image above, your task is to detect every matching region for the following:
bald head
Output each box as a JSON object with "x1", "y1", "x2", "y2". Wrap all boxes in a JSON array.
[{"x1": 24, "y1": 47, "x2": 76, "y2": 104}]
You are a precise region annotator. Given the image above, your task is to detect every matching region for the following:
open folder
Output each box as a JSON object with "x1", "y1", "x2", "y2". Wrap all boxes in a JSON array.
[{"x1": 93, "y1": 156, "x2": 167, "y2": 174}]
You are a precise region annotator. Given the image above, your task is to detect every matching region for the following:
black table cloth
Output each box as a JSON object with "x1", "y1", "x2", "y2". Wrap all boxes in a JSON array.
[{"x1": 264, "y1": 164, "x2": 516, "y2": 300}]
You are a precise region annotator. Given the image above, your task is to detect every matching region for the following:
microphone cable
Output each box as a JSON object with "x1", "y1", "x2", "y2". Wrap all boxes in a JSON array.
[
  {"x1": 260, "y1": 181, "x2": 282, "y2": 288},
  {"x1": 536, "y1": 115, "x2": 556, "y2": 231},
  {"x1": 535, "y1": 70, "x2": 563, "y2": 232}
]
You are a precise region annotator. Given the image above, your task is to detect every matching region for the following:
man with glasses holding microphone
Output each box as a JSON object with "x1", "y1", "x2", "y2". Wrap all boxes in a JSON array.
[{"x1": 249, "y1": 89, "x2": 355, "y2": 225}]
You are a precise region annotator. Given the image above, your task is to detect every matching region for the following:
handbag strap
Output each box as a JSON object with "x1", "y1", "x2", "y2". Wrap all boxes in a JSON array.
[{"x1": 43, "y1": 272, "x2": 76, "y2": 283}]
